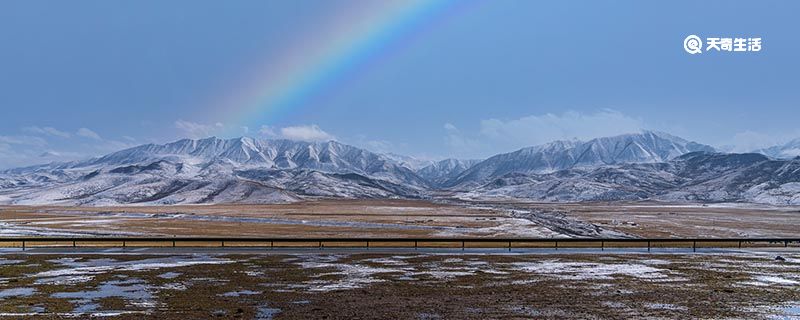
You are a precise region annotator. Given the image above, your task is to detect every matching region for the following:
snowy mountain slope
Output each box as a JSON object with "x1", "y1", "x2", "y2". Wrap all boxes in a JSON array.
[
  {"x1": 459, "y1": 152, "x2": 800, "y2": 205},
  {"x1": 3, "y1": 133, "x2": 800, "y2": 206},
  {"x1": 416, "y1": 159, "x2": 482, "y2": 188},
  {"x1": 446, "y1": 131, "x2": 714, "y2": 188},
  {"x1": 83, "y1": 137, "x2": 429, "y2": 187},
  {"x1": 0, "y1": 137, "x2": 430, "y2": 205},
  {"x1": 755, "y1": 138, "x2": 800, "y2": 159},
  {"x1": 659, "y1": 152, "x2": 800, "y2": 204},
  {"x1": 380, "y1": 153, "x2": 435, "y2": 170}
]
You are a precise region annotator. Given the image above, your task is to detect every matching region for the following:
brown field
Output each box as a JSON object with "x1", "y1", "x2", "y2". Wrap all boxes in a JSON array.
[
  {"x1": 481, "y1": 201, "x2": 800, "y2": 238},
  {"x1": 0, "y1": 200, "x2": 556, "y2": 238},
  {"x1": 1, "y1": 199, "x2": 800, "y2": 239}
]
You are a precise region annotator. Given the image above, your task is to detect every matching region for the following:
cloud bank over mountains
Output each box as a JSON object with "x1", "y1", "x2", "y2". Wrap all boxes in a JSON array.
[
  {"x1": 3, "y1": 109, "x2": 800, "y2": 170},
  {"x1": 443, "y1": 110, "x2": 645, "y2": 158}
]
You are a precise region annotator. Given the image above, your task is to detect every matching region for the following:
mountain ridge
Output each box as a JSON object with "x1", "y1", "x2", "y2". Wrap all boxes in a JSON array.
[
  {"x1": 446, "y1": 130, "x2": 715, "y2": 188},
  {"x1": 460, "y1": 151, "x2": 800, "y2": 205},
  {"x1": 3, "y1": 132, "x2": 800, "y2": 206}
]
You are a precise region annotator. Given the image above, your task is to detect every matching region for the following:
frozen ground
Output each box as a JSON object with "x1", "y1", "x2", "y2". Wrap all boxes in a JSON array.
[{"x1": 0, "y1": 250, "x2": 798, "y2": 319}]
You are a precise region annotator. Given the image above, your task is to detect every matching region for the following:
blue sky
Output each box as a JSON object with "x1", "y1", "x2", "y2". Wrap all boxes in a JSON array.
[{"x1": 1, "y1": 0, "x2": 798, "y2": 168}]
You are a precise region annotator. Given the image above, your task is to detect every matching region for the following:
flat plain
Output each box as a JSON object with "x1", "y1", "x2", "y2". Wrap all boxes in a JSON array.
[
  {"x1": 2, "y1": 200, "x2": 800, "y2": 319},
  {"x1": 2, "y1": 199, "x2": 799, "y2": 238}
]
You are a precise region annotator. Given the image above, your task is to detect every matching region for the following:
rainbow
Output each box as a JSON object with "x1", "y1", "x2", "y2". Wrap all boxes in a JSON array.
[{"x1": 209, "y1": 0, "x2": 461, "y2": 131}]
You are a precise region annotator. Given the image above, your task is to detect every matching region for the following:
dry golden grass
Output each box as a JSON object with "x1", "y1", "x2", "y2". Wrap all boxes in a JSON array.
[
  {"x1": 492, "y1": 201, "x2": 800, "y2": 238},
  {"x1": 0, "y1": 200, "x2": 515, "y2": 238},
  {"x1": 2, "y1": 200, "x2": 800, "y2": 240}
]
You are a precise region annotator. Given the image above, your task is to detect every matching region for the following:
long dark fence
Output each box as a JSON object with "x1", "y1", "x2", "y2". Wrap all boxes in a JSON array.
[{"x1": 2, "y1": 237, "x2": 799, "y2": 252}]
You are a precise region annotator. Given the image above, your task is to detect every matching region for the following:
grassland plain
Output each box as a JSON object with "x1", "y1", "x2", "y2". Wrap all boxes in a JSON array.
[
  {"x1": 3, "y1": 200, "x2": 799, "y2": 238},
  {"x1": 0, "y1": 251, "x2": 799, "y2": 319}
]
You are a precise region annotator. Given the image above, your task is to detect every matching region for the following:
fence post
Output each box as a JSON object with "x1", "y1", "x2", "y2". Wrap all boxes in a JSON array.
[{"x1": 13, "y1": 237, "x2": 783, "y2": 252}]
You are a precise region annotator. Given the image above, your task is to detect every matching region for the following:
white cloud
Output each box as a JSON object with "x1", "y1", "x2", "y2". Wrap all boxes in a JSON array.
[
  {"x1": 174, "y1": 119, "x2": 224, "y2": 139},
  {"x1": 259, "y1": 124, "x2": 335, "y2": 142},
  {"x1": 479, "y1": 109, "x2": 643, "y2": 143},
  {"x1": 76, "y1": 127, "x2": 102, "y2": 140},
  {"x1": 22, "y1": 126, "x2": 71, "y2": 138},
  {"x1": 443, "y1": 109, "x2": 645, "y2": 157},
  {"x1": 0, "y1": 135, "x2": 48, "y2": 147},
  {"x1": 362, "y1": 139, "x2": 393, "y2": 152},
  {"x1": 0, "y1": 126, "x2": 141, "y2": 169},
  {"x1": 39, "y1": 151, "x2": 61, "y2": 157},
  {"x1": 279, "y1": 124, "x2": 335, "y2": 141},
  {"x1": 347, "y1": 134, "x2": 398, "y2": 153},
  {"x1": 0, "y1": 135, "x2": 67, "y2": 169},
  {"x1": 443, "y1": 123, "x2": 482, "y2": 155},
  {"x1": 725, "y1": 129, "x2": 800, "y2": 153},
  {"x1": 258, "y1": 125, "x2": 278, "y2": 137},
  {"x1": 728, "y1": 131, "x2": 776, "y2": 152}
]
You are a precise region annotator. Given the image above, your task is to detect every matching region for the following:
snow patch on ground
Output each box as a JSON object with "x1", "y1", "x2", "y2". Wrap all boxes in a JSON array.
[
  {"x1": 0, "y1": 287, "x2": 36, "y2": 299},
  {"x1": 293, "y1": 255, "x2": 405, "y2": 292},
  {"x1": 0, "y1": 258, "x2": 23, "y2": 265},
  {"x1": 32, "y1": 256, "x2": 232, "y2": 283},
  {"x1": 645, "y1": 303, "x2": 688, "y2": 311},
  {"x1": 507, "y1": 260, "x2": 674, "y2": 281},
  {"x1": 743, "y1": 275, "x2": 800, "y2": 286}
]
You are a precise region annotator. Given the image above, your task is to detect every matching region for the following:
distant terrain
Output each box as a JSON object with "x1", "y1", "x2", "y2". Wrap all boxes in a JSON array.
[{"x1": 1, "y1": 131, "x2": 799, "y2": 206}]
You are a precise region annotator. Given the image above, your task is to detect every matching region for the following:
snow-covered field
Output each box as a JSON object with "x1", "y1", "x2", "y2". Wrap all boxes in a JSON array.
[{"x1": 0, "y1": 251, "x2": 798, "y2": 318}]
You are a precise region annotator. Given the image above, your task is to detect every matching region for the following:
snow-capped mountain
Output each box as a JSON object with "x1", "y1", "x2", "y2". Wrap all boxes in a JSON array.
[
  {"x1": 3, "y1": 132, "x2": 800, "y2": 206},
  {"x1": 755, "y1": 138, "x2": 800, "y2": 159},
  {"x1": 459, "y1": 152, "x2": 800, "y2": 205},
  {"x1": 89, "y1": 137, "x2": 421, "y2": 182},
  {"x1": 0, "y1": 137, "x2": 430, "y2": 205},
  {"x1": 416, "y1": 159, "x2": 482, "y2": 188},
  {"x1": 380, "y1": 153, "x2": 435, "y2": 170},
  {"x1": 446, "y1": 131, "x2": 715, "y2": 188}
]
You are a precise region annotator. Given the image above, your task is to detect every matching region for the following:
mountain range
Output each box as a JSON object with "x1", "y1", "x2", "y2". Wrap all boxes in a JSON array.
[
  {"x1": 464, "y1": 152, "x2": 800, "y2": 205},
  {"x1": 1, "y1": 130, "x2": 800, "y2": 206},
  {"x1": 444, "y1": 131, "x2": 714, "y2": 189},
  {"x1": 755, "y1": 138, "x2": 800, "y2": 159}
]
